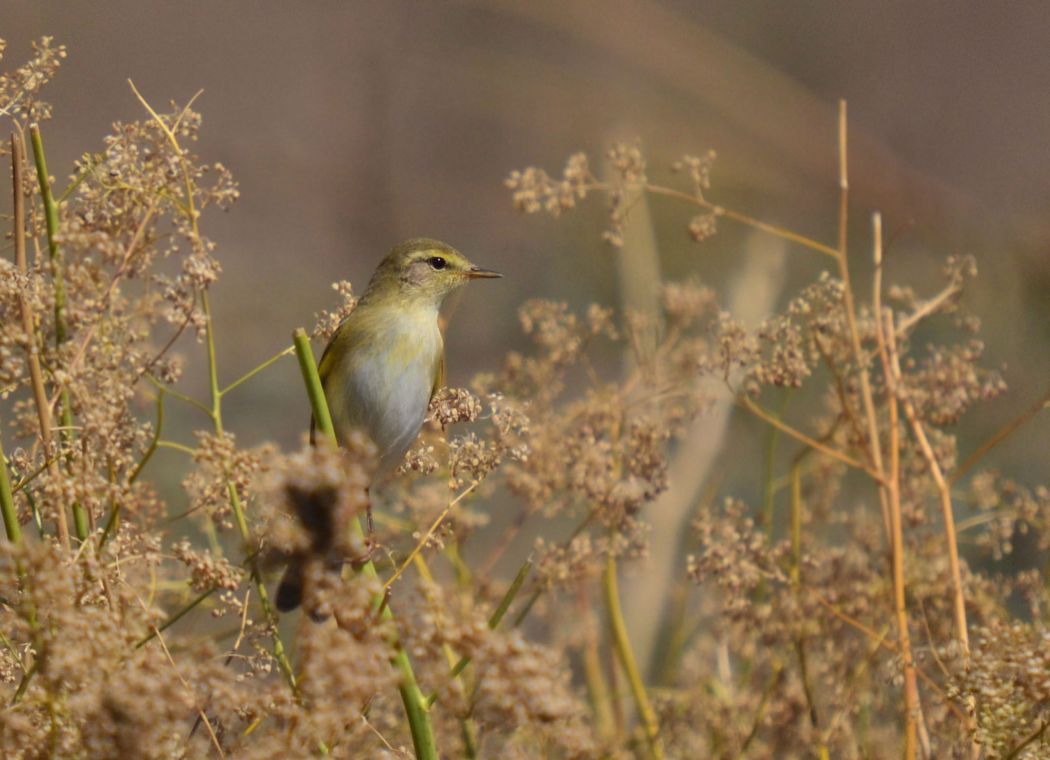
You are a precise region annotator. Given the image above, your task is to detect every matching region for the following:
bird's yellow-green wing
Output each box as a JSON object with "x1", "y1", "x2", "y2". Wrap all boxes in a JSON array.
[{"x1": 431, "y1": 352, "x2": 445, "y2": 401}]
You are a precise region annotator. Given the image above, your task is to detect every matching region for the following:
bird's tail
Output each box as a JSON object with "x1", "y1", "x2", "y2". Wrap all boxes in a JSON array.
[{"x1": 275, "y1": 559, "x2": 304, "y2": 613}]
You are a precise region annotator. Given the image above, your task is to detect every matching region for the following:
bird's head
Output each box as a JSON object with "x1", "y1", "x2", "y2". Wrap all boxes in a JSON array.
[{"x1": 365, "y1": 238, "x2": 501, "y2": 307}]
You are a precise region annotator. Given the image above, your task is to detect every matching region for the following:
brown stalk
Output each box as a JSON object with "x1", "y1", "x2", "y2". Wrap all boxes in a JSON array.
[
  {"x1": 887, "y1": 312, "x2": 981, "y2": 757},
  {"x1": 895, "y1": 277, "x2": 964, "y2": 338},
  {"x1": 872, "y1": 216, "x2": 924, "y2": 753},
  {"x1": 638, "y1": 183, "x2": 840, "y2": 259},
  {"x1": 834, "y1": 102, "x2": 892, "y2": 544},
  {"x1": 813, "y1": 596, "x2": 967, "y2": 723},
  {"x1": 893, "y1": 374, "x2": 969, "y2": 654},
  {"x1": 873, "y1": 298, "x2": 922, "y2": 759},
  {"x1": 11, "y1": 132, "x2": 70, "y2": 550}
]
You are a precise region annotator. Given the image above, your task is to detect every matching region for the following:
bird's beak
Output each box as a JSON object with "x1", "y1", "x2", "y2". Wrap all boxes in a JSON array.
[{"x1": 467, "y1": 265, "x2": 502, "y2": 279}]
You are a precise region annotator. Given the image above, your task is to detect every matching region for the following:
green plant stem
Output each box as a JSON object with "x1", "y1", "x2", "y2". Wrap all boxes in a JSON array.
[
  {"x1": 100, "y1": 389, "x2": 166, "y2": 547},
  {"x1": 24, "y1": 488, "x2": 43, "y2": 537},
  {"x1": 603, "y1": 554, "x2": 665, "y2": 760},
  {"x1": 511, "y1": 506, "x2": 600, "y2": 630},
  {"x1": 762, "y1": 419, "x2": 779, "y2": 535},
  {"x1": 11, "y1": 459, "x2": 50, "y2": 494},
  {"x1": 55, "y1": 153, "x2": 97, "y2": 204},
  {"x1": 579, "y1": 587, "x2": 615, "y2": 742},
  {"x1": 221, "y1": 345, "x2": 295, "y2": 396},
  {"x1": 736, "y1": 663, "x2": 784, "y2": 758},
  {"x1": 0, "y1": 436, "x2": 22, "y2": 543},
  {"x1": 413, "y1": 555, "x2": 479, "y2": 758},
  {"x1": 135, "y1": 587, "x2": 215, "y2": 648},
  {"x1": 156, "y1": 440, "x2": 197, "y2": 456},
  {"x1": 12, "y1": 660, "x2": 39, "y2": 704},
  {"x1": 29, "y1": 125, "x2": 67, "y2": 346},
  {"x1": 293, "y1": 328, "x2": 437, "y2": 760},
  {"x1": 293, "y1": 329, "x2": 334, "y2": 435},
  {"x1": 29, "y1": 123, "x2": 89, "y2": 542},
  {"x1": 424, "y1": 558, "x2": 532, "y2": 708},
  {"x1": 200, "y1": 294, "x2": 296, "y2": 694},
  {"x1": 146, "y1": 375, "x2": 212, "y2": 416},
  {"x1": 130, "y1": 390, "x2": 165, "y2": 485},
  {"x1": 791, "y1": 442, "x2": 827, "y2": 752}
]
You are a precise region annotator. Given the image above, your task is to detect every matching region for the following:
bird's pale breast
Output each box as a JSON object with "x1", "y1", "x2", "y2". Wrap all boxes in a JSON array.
[{"x1": 328, "y1": 307, "x2": 442, "y2": 473}]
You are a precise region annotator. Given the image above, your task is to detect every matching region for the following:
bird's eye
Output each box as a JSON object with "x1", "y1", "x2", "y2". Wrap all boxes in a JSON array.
[{"x1": 428, "y1": 256, "x2": 447, "y2": 270}]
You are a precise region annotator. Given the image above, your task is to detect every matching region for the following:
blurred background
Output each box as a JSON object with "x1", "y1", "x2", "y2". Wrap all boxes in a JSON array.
[{"x1": 5, "y1": 0, "x2": 1048, "y2": 650}]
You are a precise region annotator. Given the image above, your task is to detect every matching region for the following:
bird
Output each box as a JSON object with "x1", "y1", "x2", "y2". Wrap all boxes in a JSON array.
[{"x1": 276, "y1": 238, "x2": 501, "y2": 613}]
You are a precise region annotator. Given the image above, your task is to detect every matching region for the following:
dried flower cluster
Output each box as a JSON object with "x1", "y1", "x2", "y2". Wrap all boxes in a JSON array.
[
  {"x1": 0, "y1": 38, "x2": 1046, "y2": 760},
  {"x1": 503, "y1": 141, "x2": 1049, "y2": 759}
]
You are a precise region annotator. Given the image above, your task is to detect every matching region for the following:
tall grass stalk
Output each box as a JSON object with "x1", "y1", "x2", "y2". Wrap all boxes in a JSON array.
[
  {"x1": 291, "y1": 327, "x2": 438, "y2": 760},
  {"x1": 603, "y1": 553, "x2": 665, "y2": 760},
  {"x1": 0, "y1": 430, "x2": 20, "y2": 544},
  {"x1": 28, "y1": 123, "x2": 87, "y2": 543}
]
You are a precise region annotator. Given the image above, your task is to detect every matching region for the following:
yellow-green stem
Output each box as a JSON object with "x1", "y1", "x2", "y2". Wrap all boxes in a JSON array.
[
  {"x1": 603, "y1": 554, "x2": 664, "y2": 760},
  {"x1": 581, "y1": 593, "x2": 615, "y2": 742},
  {"x1": 425, "y1": 557, "x2": 532, "y2": 708},
  {"x1": 135, "y1": 588, "x2": 215, "y2": 648},
  {"x1": 29, "y1": 124, "x2": 89, "y2": 542},
  {"x1": 414, "y1": 555, "x2": 479, "y2": 758},
  {"x1": 29, "y1": 125, "x2": 67, "y2": 346},
  {"x1": 200, "y1": 293, "x2": 296, "y2": 693},
  {"x1": 1, "y1": 436, "x2": 22, "y2": 543},
  {"x1": 293, "y1": 328, "x2": 437, "y2": 760}
]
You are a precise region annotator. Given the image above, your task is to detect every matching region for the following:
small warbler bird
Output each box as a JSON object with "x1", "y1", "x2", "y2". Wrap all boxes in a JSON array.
[{"x1": 276, "y1": 238, "x2": 501, "y2": 612}]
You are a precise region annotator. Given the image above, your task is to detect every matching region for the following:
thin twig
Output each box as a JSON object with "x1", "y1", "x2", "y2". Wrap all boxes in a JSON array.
[
  {"x1": 128, "y1": 83, "x2": 300, "y2": 697},
  {"x1": 1003, "y1": 720, "x2": 1049, "y2": 760},
  {"x1": 100, "y1": 389, "x2": 167, "y2": 547},
  {"x1": 638, "y1": 184, "x2": 840, "y2": 259},
  {"x1": 735, "y1": 662, "x2": 784, "y2": 758},
  {"x1": 138, "y1": 309, "x2": 194, "y2": 380},
  {"x1": 150, "y1": 621, "x2": 226, "y2": 757},
  {"x1": 738, "y1": 395, "x2": 878, "y2": 479},
  {"x1": 894, "y1": 371, "x2": 969, "y2": 654},
  {"x1": 135, "y1": 588, "x2": 216, "y2": 649},
  {"x1": 951, "y1": 386, "x2": 1050, "y2": 485},
  {"x1": 220, "y1": 345, "x2": 295, "y2": 396},
  {"x1": 383, "y1": 480, "x2": 481, "y2": 593},
  {"x1": 145, "y1": 375, "x2": 212, "y2": 417}
]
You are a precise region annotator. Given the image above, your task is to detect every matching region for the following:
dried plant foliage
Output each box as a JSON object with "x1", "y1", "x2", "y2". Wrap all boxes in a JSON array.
[{"x1": 0, "y1": 38, "x2": 1047, "y2": 760}]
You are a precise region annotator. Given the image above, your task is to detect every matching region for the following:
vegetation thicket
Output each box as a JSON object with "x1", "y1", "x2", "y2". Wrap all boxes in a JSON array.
[{"x1": 1, "y1": 37, "x2": 1047, "y2": 760}]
